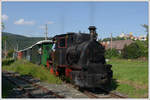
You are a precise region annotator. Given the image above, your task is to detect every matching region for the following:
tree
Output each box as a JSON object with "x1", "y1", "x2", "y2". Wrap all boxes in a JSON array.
[
  {"x1": 141, "y1": 24, "x2": 148, "y2": 58},
  {"x1": 135, "y1": 40, "x2": 148, "y2": 57},
  {"x1": 7, "y1": 49, "x2": 14, "y2": 58},
  {"x1": 122, "y1": 41, "x2": 148, "y2": 59},
  {"x1": 2, "y1": 36, "x2": 8, "y2": 50},
  {"x1": 141, "y1": 24, "x2": 148, "y2": 44},
  {"x1": 105, "y1": 48, "x2": 119, "y2": 59},
  {"x1": 102, "y1": 37, "x2": 125, "y2": 41},
  {"x1": 98, "y1": 39, "x2": 102, "y2": 42},
  {"x1": 122, "y1": 43, "x2": 141, "y2": 59},
  {"x1": 141, "y1": 24, "x2": 148, "y2": 33}
]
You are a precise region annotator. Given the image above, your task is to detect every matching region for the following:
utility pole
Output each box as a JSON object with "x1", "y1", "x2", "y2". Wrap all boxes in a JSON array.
[
  {"x1": 16, "y1": 40, "x2": 19, "y2": 51},
  {"x1": 111, "y1": 33, "x2": 112, "y2": 50},
  {"x1": 45, "y1": 24, "x2": 48, "y2": 40},
  {"x1": 79, "y1": 30, "x2": 81, "y2": 33},
  {"x1": 13, "y1": 48, "x2": 15, "y2": 59},
  {"x1": 17, "y1": 43, "x2": 18, "y2": 51}
]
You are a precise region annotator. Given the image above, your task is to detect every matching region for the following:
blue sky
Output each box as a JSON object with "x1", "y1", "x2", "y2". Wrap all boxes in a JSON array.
[{"x1": 2, "y1": 2, "x2": 148, "y2": 39}]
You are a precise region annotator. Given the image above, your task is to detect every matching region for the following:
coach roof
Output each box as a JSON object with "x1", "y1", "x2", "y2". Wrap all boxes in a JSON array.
[
  {"x1": 35, "y1": 40, "x2": 53, "y2": 45},
  {"x1": 17, "y1": 40, "x2": 53, "y2": 52}
]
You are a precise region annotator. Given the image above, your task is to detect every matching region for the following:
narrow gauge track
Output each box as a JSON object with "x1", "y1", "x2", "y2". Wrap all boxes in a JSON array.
[
  {"x1": 64, "y1": 83, "x2": 99, "y2": 98},
  {"x1": 2, "y1": 71, "x2": 64, "y2": 98},
  {"x1": 64, "y1": 82, "x2": 127, "y2": 98},
  {"x1": 3, "y1": 73, "x2": 34, "y2": 97},
  {"x1": 98, "y1": 87, "x2": 127, "y2": 98},
  {"x1": 3, "y1": 70, "x2": 127, "y2": 98}
]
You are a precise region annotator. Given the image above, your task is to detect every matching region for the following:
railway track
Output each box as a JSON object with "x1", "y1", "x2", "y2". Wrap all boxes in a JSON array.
[
  {"x1": 64, "y1": 82, "x2": 127, "y2": 98},
  {"x1": 98, "y1": 87, "x2": 127, "y2": 98},
  {"x1": 3, "y1": 70, "x2": 127, "y2": 98},
  {"x1": 77, "y1": 86, "x2": 127, "y2": 98},
  {"x1": 3, "y1": 74, "x2": 34, "y2": 97},
  {"x1": 2, "y1": 71, "x2": 64, "y2": 98}
]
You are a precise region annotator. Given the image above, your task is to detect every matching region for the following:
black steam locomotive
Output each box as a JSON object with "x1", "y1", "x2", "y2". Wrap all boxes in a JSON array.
[{"x1": 17, "y1": 26, "x2": 113, "y2": 88}]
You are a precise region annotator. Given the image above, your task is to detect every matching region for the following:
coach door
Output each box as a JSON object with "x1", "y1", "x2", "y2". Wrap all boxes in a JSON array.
[{"x1": 42, "y1": 44, "x2": 53, "y2": 66}]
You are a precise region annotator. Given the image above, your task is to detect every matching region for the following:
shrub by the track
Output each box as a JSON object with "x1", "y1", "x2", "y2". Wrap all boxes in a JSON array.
[
  {"x1": 2, "y1": 58, "x2": 15, "y2": 66},
  {"x1": 2, "y1": 60, "x2": 62, "y2": 84}
]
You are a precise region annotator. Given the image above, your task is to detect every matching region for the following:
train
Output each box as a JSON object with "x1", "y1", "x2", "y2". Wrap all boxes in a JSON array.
[{"x1": 16, "y1": 26, "x2": 113, "y2": 88}]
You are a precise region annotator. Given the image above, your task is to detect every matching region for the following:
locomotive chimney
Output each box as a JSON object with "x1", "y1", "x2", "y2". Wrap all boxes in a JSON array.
[{"x1": 88, "y1": 26, "x2": 97, "y2": 40}]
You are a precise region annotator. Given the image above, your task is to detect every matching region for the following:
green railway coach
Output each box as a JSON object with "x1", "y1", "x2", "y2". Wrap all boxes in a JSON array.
[
  {"x1": 33, "y1": 40, "x2": 53, "y2": 65},
  {"x1": 41, "y1": 43, "x2": 53, "y2": 66}
]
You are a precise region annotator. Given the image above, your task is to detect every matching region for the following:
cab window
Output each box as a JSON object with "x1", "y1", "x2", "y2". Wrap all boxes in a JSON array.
[{"x1": 58, "y1": 37, "x2": 67, "y2": 48}]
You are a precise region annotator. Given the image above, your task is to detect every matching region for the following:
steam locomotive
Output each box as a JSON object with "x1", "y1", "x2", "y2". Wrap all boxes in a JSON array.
[{"x1": 17, "y1": 26, "x2": 113, "y2": 88}]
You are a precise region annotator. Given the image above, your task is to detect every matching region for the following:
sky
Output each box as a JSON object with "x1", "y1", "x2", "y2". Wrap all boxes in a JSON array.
[{"x1": 2, "y1": 2, "x2": 148, "y2": 39}]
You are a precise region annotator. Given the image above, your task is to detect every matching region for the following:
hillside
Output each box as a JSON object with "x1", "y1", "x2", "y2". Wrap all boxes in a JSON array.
[{"x1": 2, "y1": 32, "x2": 50, "y2": 51}]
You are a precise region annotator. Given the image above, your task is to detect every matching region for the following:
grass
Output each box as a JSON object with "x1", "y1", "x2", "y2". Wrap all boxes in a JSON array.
[
  {"x1": 2, "y1": 58, "x2": 15, "y2": 66},
  {"x1": 2, "y1": 60, "x2": 62, "y2": 84},
  {"x1": 107, "y1": 58, "x2": 148, "y2": 98}
]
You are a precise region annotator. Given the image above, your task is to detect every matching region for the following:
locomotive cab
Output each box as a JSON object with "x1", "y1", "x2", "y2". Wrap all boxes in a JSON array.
[{"x1": 52, "y1": 33, "x2": 91, "y2": 77}]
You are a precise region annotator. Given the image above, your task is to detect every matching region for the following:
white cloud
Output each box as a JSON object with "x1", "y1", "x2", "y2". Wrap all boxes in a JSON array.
[
  {"x1": 14, "y1": 19, "x2": 35, "y2": 25},
  {"x1": 2, "y1": 14, "x2": 8, "y2": 21}
]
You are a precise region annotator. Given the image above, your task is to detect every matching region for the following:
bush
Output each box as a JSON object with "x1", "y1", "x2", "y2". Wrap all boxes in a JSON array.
[
  {"x1": 135, "y1": 40, "x2": 148, "y2": 58},
  {"x1": 122, "y1": 43, "x2": 141, "y2": 59},
  {"x1": 2, "y1": 58, "x2": 15, "y2": 66},
  {"x1": 122, "y1": 41, "x2": 148, "y2": 59},
  {"x1": 7, "y1": 49, "x2": 14, "y2": 58},
  {"x1": 105, "y1": 48, "x2": 119, "y2": 59},
  {"x1": 2, "y1": 60, "x2": 62, "y2": 84}
]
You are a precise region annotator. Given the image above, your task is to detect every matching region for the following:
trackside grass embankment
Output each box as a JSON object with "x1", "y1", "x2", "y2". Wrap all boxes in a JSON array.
[
  {"x1": 2, "y1": 58, "x2": 15, "y2": 66},
  {"x1": 2, "y1": 59, "x2": 62, "y2": 84},
  {"x1": 108, "y1": 58, "x2": 148, "y2": 98}
]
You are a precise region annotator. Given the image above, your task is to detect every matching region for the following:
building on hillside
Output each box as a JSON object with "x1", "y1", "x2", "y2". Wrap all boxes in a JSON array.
[
  {"x1": 101, "y1": 40, "x2": 134, "y2": 53},
  {"x1": 119, "y1": 33, "x2": 125, "y2": 38},
  {"x1": 119, "y1": 32, "x2": 147, "y2": 41},
  {"x1": 138, "y1": 35, "x2": 147, "y2": 41},
  {"x1": 119, "y1": 32, "x2": 134, "y2": 40}
]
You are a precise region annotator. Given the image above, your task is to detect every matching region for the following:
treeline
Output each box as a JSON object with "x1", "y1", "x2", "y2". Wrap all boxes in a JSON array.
[
  {"x1": 102, "y1": 37, "x2": 125, "y2": 41},
  {"x1": 2, "y1": 32, "x2": 49, "y2": 51},
  {"x1": 105, "y1": 40, "x2": 148, "y2": 59},
  {"x1": 2, "y1": 32, "x2": 50, "y2": 58}
]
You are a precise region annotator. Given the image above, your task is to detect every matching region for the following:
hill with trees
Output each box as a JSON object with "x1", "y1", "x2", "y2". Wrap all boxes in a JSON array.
[{"x1": 2, "y1": 32, "x2": 50, "y2": 51}]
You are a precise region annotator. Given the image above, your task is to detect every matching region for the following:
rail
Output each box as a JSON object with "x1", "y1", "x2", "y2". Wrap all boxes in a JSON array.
[{"x1": 2, "y1": 71, "x2": 64, "y2": 98}]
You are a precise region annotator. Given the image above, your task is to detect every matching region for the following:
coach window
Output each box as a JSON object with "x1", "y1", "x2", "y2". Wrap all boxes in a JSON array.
[{"x1": 58, "y1": 37, "x2": 67, "y2": 48}]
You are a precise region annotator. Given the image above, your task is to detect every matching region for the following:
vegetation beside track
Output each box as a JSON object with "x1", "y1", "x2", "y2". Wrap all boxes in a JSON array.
[
  {"x1": 2, "y1": 59, "x2": 62, "y2": 84},
  {"x1": 108, "y1": 58, "x2": 148, "y2": 98},
  {"x1": 2, "y1": 58, "x2": 15, "y2": 66}
]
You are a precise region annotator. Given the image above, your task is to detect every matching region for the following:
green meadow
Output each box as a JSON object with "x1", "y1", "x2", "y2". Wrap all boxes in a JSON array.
[{"x1": 108, "y1": 58, "x2": 148, "y2": 98}]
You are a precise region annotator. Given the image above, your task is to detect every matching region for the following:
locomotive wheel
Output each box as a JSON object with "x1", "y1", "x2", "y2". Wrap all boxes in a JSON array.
[{"x1": 57, "y1": 67, "x2": 66, "y2": 79}]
